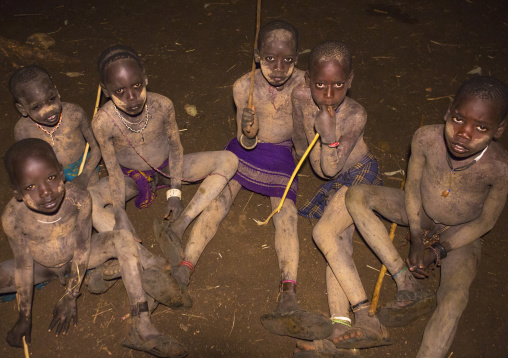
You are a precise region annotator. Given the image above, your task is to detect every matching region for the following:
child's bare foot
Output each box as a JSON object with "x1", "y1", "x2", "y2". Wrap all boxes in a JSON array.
[{"x1": 260, "y1": 285, "x2": 333, "y2": 340}]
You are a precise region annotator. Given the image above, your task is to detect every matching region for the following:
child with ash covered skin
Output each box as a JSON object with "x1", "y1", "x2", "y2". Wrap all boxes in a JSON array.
[
  {"x1": 91, "y1": 45, "x2": 238, "y2": 253},
  {"x1": 167, "y1": 20, "x2": 332, "y2": 341},
  {"x1": 343, "y1": 76, "x2": 508, "y2": 357},
  {"x1": 0, "y1": 139, "x2": 187, "y2": 358},
  {"x1": 10, "y1": 65, "x2": 101, "y2": 188},
  {"x1": 292, "y1": 41, "x2": 389, "y2": 355}
]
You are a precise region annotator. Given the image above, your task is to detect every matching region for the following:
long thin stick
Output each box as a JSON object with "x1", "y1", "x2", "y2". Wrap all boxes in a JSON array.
[
  {"x1": 255, "y1": 133, "x2": 320, "y2": 226},
  {"x1": 78, "y1": 84, "x2": 102, "y2": 175},
  {"x1": 247, "y1": 0, "x2": 262, "y2": 110},
  {"x1": 369, "y1": 115, "x2": 425, "y2": 316}
]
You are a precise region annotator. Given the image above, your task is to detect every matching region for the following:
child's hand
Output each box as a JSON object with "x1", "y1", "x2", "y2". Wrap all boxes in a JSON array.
[
  {"x1": 242, "y1": 107, "x2": 258, "y2": 138},
  {"x1": 407, "y1": 237, "x2": 427, "y2": 278},
  {"x1": 315, "y1": 105, "x2": 337, "y2": 144},
  {"x1": 6, "y1": 315, "x2": 31, "y2": 348},
  {"x1": 165, "y1": 196, "x2": 184, "y2": 221},
  {"x1": 49, "y1": 292, "x2": 78, "y2": 337}
]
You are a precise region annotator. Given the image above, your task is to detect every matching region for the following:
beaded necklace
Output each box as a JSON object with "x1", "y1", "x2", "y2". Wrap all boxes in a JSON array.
[
  {"x1": 114, "y1": 104, "x2": 150, "y2": 142},
  {"x1": 441, "y1": 145, "x2": 488, "y2": 197},
  {"x1": 36, "y1": 113, "x2": 62, "y2": 146}
]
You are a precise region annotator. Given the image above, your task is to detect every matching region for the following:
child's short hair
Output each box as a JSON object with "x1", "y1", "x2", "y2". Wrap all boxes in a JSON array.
[
  {"x1": 4, "y1": 138, "x2": 57, "y2": 185},
  {"x1": 97, "y1": 45, "x2": 143, "y2": 82},
  {"x1": 9, "y1": 65, "x2": 52, "y2": 102},
  {"x1": 309, "y1": 41, "x2": 352, "y2": 77},
  {"x1": 257, "y1": 20, "x2": 298, "y2": 52},
  {"x1": 454, "y1": 75, "x2": 508, "y2": 121}
]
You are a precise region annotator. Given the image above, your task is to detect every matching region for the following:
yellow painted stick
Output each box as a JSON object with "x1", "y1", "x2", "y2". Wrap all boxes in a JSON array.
[
  {"x1": 78, "y1": 84, "x2": 102, "y2": 176},
  {"x1": 255, "y1": 133, "x2": 320, "y2": 226},
  {"x1": 369, "y1": 179, "x2": 405, "y2": 316},
  {"x1": 22, "y1": 336, "x2": 29, "y2": 358},
  {"x1": 369, "y1": 115, "x2": 425, "y2": 316},
  {"x1": 247, "y1": 0, "x2": 262, "y2": 111}
]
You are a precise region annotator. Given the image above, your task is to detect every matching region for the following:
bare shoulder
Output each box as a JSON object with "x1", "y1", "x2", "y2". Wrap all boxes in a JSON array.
[
  {"x1": 486, "y1": 141, "x2": 508, "y2": 176},
  {"x1": 233, "y1": 72, "x2": 252, "y2": 97},
  {"x1": 148, "y1": 91, "x2": 174, "y2": 112},
  {"x1": 1, "y1": 198, "x2": 22, "y2": 235},
  {"x1": 341, "y1": 97, "x2": 367, "y2": 121},
  {"x1": 287, "y1": 68, "x2": 305, "y2": 89},
  {"x1": 413, "y1": 124, "x2": 443, "y2": 145},
  {"x1": 292, "y1": 82, "x2": 312, "y2": 102},
  {"x1": 14, "y1": 116, "x2": 33, "y2": 140}
]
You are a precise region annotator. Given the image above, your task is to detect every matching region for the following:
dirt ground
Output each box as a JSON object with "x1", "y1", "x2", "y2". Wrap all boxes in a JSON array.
[{"x1": 0, "y1": 0, "x2": 507, "y2": 357}]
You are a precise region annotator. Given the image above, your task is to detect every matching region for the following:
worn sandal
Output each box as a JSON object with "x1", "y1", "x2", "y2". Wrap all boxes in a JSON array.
[
  {"x1": 294, "y1": 340, "x2": 363, "y2": 357},
  {"x1": 261, "y1": 310, "x2": 333, "y2": 341},
  {"x1": 153, "y1": 219, "x2": 183, "y2": 269},
  {"x1": 122, "y1": 327, "x2": 187, "y2": 358},
  {"x1": 142, "y1": 267, "x2": 188, "y2": 309},
  {"x1": 377, "y1": 288, "x2": 436, "y2": 327},
  {"x1": 333, "y1": 324, "x2": 392, "y2": 349}
]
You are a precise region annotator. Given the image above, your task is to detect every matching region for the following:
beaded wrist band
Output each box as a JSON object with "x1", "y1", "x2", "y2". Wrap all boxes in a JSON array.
[
  {"x1": 430, "y1": 242, "x2": 447, "y2": 260},
  {"x1": 178, "y1": 260, "x2": 195, "y2": 272},
  {"x1": 166, "y1": 189, "x2": 182, "y2": 200}
]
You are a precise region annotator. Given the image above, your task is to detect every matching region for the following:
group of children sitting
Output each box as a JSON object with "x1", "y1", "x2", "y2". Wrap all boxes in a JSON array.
[{"x1": 0, "y1": 19, "x2": 507, "y2": 358}]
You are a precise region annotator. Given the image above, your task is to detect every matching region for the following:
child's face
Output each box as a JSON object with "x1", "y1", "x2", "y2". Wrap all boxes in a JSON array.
[
  {"x1": 444, "y1": 94, "x2": 506, "y2": 158},
  {"x1": 255, "y1": 30, "x2": 298, "y2": 87},
  {"x1": 102, "y1": 59, "x2": 148, "y2": 116},
  {"x1": 16, "y1": 77, "x2": 62, "y2": 127},
  {"x1": 309, "y1": 59, "x2": 352, "y2": 111},
  {"x1": 12, "y1": 155, "x2": 65, "y2": 214}
]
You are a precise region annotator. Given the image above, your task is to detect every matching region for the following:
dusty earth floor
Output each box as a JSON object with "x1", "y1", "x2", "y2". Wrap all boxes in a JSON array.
[{"x1": 0, "y1": 0, "x2": 507, "y2": 357}]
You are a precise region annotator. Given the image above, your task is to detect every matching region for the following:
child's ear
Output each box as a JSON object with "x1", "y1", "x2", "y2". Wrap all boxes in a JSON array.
[
  {"x1": 254, "y1": 49, "x2": 260, "y2": 64},
  {"x1": 294, "y1": 54, "x2": 299, "y2": 66},
  {"x1": 11, "y1": 185, "x2": 22, "y2": 202},
  {"x1": 15, "y1": 102, "x2": 28, "y2": 117},
  {"x1": 347, "y1": 71, "x2": 354, "y2": 89},
  {"x1": 145, "y1": 76, "x2": 149, "y2": 87},
  {"x1": 100, "y1": 82, "x2": 110, "y2": 98},
  {"x1": 443, "y1": 105, "x2": 452, "y2": 122},
  {"x1": 304, "y1": 71, "x2": 310, "y2": 86},
  {"x1": 494, "y1": 119, "x2": 507, "y2": 139}
]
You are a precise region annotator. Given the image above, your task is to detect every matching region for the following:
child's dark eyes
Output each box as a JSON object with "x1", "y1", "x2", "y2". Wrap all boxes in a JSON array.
[
  {"x1": 133, "y1": 83, "x2": 142, "y2": 89},
  {"x1": 265, "y1": 56, "x2": 275, "y2": 61},
  {"x1": 31, "y1": 105, "x2": 40, "y2": 110},
  {"x1": 48, "y1": 96, "x2": 56, "y2": 102},
  {"x1": 451, "y1": 115, "x2": 462, "y2": 123},
  {"x1": 476, "y1": 125, "x2": 488, "y2": 132},
  {"x1": 25, "y1": 184, "x2": 35, "y2": 191},
  {"x1": 115, "y1": 88, "x2": 125, "y2": 94},
  {"x1": 48, "y1": 175, "x2": 57, "y2": 181},
  {"x1": 315, "y1": 82, "x2": 325, "y2": 89},
  {"x1": 284, "y1": 58, "x2": 294, "y2": 64},
  {"x1": 334, "y1": 83, "x2": 344, "y2": 88}
]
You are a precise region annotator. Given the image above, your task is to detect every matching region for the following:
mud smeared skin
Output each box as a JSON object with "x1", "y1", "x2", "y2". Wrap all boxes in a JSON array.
[
  {"x1": 13, "y1": 76, "x2": 101, "y2": 188},
  {"x1": 0, "y1": 145, "x2": 184, "y2": 354},
  {"x1": 93, "y1": 57, "x2": 238, "y2": 238},
  {"x1": 346, "y1": 89, "x2": 507, "y2": 356}
]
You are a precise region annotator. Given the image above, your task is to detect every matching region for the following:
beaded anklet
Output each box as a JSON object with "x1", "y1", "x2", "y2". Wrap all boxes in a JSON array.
[
  {"x1": 331, "y1": 316, "x2": 352, "y2": 328},
  {"x1": 178, "y1": 260, "x2": 195, "y2": 272},
  {"x1": 351, "y1": 299, "x2": 370, "y2": 313},
  {"x1": 392, "y1": 267, "x2": 408, "y2": 279}
]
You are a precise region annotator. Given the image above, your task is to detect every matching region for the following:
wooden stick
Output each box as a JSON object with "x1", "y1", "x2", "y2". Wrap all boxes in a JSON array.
[
  {"x1": 78, "y1": 84, "x2": 102, "y2": 175},
  {"x1": 369, "y1": 115, "x2": 425, "y2": 316},
  {"x1": 247, "y1": 0, "x2": 262, "y2": 110},
  {"x1": 255, "y1": 132, "x2": 319, "y2": 226},
  {"x1": 22, "y1": 336, "x2": 30, "y2": 358}
]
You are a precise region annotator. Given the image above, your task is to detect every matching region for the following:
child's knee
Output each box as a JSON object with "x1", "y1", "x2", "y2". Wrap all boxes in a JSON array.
[
  {"x1": 436, "y1": 286, "x2": 470, "y2": 317},
  {"x1": 312, "y1": 220, "x2": 331, "y2": 248},
  {"x1": 218, "y1": 151, "x2": 239, "y2": 175},
  {"x1": 345, "y1": 184, "x2": 369, "y2": 214}
]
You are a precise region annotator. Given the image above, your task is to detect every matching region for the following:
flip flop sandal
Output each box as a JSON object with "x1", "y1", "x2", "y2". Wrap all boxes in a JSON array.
[
  {"x1": 142, "y1": 268, "x2": 187, "y2": 309},
  {"x1": 333, "y1": 324, "x2": 392, "y2": 350},
  {"x1": 293, "y1": 340, "x2": 364, "y2": 357},
  {"x1": 260, "y1": 310, "x2": 333, "y2": 340},
  {"x1": 377, "y1": 288, "x2": 436, "y2": 327},
  {"x1": 122, "y1": 327, "x2": 187, "y2": 358},
  {"x1": 153, "y1": 219, "x2": 183, "y2": 268}
]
